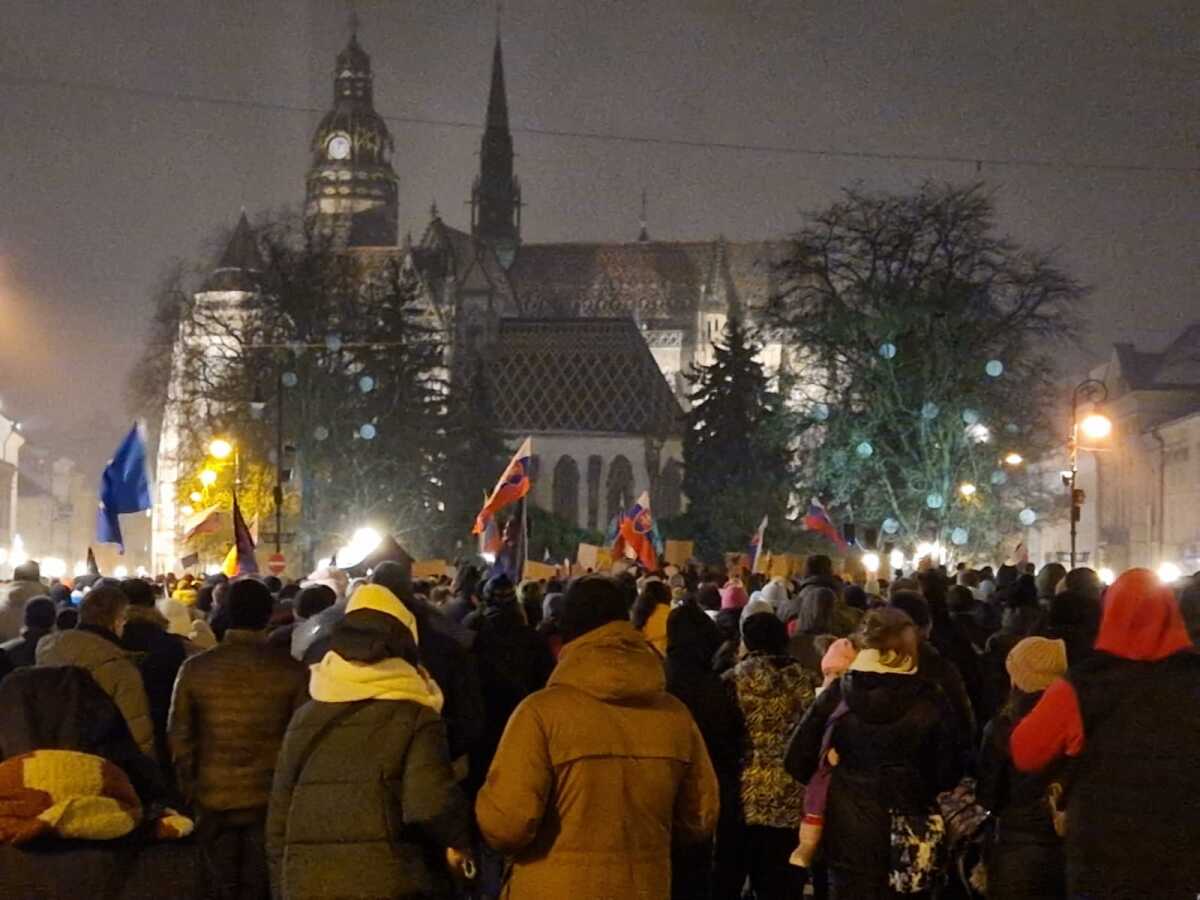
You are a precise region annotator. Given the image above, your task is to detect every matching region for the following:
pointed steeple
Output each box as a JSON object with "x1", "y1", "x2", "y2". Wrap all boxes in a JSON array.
[
  {"x1": 486, "y1": 33, "x2": 509, "y2": 132},
  {"x1": 471, "y1": 29, "x2": 521, "y2": 265},
  {"x1": 205, "y1": 212, "x2": 263, "y2": 292}
]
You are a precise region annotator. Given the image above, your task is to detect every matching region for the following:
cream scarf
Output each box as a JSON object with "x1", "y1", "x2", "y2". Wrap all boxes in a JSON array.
[
  {"x1": 849, "y1": 647, "x2": 918, "y2": 675},
  {"x1": 309, "y1": 652, "x2": 445, "y2": 712}
]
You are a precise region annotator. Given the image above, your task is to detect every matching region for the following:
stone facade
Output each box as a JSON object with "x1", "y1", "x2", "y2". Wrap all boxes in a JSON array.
[{"x1": 1023, "y1": 324, "x2": 1200, "y2": 572}]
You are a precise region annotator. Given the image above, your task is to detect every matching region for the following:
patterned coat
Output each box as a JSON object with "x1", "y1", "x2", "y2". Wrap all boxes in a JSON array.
[{"x1": 723, "y1": 652, "x2": 819, "y2": 828}]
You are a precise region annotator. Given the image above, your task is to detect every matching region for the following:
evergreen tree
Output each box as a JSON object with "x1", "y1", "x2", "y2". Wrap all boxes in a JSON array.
[
  {"x1": 438, "y1": 359, "x2": 510, "y2": 557},
  {"x1": 682, "y1": 316, "x2": 793, "y2": 560}
]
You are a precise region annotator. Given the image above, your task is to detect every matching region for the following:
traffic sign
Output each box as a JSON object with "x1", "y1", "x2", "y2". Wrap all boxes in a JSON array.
[{"x1": 267, "y1": 553, "x2": 287, "y2": 575}]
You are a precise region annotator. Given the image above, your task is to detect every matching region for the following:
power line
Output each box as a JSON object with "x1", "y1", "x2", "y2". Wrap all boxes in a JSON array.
[{"x1": 1, "y1": 70, "x2": 1196, "y2": 177}]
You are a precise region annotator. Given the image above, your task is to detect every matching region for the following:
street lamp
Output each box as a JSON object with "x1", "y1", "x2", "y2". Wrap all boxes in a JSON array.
[
  {"x1": 1003, "y1": 452, "x2": 1024, "y2": 466},
  {"x1": 959, "y1": 482, "x2": 977, "y2": 498},
  {"x1": 862, "y1": 552, "x2": 880, "y2": 574},
  {"x1": 209, "y1": 438, "x2": 234, "y2": 460},
  {"x1": 1068, "y1": 379, "x2": 1111, "y2": 568},
  {"x1": 199, "y1": 468, "x2": 218, "y2": 488}
]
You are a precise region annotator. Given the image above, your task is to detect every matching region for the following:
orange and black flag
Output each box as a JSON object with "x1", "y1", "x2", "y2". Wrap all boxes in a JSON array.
[
  {"x1": 473, "y1": 437, "x2": 533, "y2": 534},
  {"x1": 221, "y1": 494, "x2": 259, "y2": 577}
]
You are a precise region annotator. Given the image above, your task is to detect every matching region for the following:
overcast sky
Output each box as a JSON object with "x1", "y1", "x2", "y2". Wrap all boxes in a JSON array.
[{"x1": 0, "y1": 0, "x2": 1196, "y2": 470}]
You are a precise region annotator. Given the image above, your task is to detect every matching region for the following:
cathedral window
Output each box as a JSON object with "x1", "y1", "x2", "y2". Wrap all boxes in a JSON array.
[{"x1": 553, "y1": 455, "x2": 580, "y2": 526}]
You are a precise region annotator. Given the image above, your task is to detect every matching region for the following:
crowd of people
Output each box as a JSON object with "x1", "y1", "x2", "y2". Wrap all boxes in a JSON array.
[{"x1": 0, "y1": 551, "x2": 1198, "y2": 899}]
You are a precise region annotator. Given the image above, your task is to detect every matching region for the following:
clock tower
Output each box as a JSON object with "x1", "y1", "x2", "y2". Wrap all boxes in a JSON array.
[{"x1": 305, "y1": 31, "x2": 399, "y2": 247}]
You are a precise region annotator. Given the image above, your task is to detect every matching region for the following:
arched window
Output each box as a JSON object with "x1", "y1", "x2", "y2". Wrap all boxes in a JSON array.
[
  {"x1": 606, "y1": 455, "x2": 635, "y2": 527},
  {"x1": 553, "y1": 455, "x2": 580, "y2": 526},
  {"x1": 655, "y1": 458, "x2": 683, "y2": 519}
]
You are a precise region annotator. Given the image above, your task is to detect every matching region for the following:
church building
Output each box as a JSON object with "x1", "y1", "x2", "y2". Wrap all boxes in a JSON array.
[{"x1": 153, "y1": 25, "x2": 787, "y2": 570}]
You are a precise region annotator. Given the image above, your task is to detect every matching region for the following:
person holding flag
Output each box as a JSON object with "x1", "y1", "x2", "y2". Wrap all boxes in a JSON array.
[
  {"x1": 613, "y1": 492, "x2": 659, "y2": 572},
  {"x1": 96, "y1": 424, "x2": 153, "y2": 553},
  {"x1": 473, "y1": 438, "x2": 533, "y2": 535}
]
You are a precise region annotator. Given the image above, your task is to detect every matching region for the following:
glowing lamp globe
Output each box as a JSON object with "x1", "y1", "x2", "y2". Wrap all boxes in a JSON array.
[
  {"x1": 1080, "y1": 414, "x2": 1112, "y2": 441},
  {"x1": 862, "y1": 552, "x2": 880, "y2": 574},
  {"x1": 208, "y1": 439, "x2": 234, "y2": 460}
]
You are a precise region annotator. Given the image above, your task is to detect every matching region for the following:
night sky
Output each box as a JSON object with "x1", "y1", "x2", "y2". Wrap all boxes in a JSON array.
[{"x1": 1, "y1": 0, "x2": 1196, "y2": 470}]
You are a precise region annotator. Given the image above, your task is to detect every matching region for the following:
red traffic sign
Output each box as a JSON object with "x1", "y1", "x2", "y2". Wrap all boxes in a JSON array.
[{"x1": 267, "y1": 553, "x2": 287, "y2": 575}]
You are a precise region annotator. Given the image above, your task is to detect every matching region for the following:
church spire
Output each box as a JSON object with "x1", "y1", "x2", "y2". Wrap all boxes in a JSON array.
[{"x1": 471, "y1": 29, "x2": 521, "y2": 266}]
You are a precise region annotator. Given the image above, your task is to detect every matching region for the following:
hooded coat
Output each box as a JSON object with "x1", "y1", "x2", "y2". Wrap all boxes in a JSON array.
[
  {"x1": 267, "y1": 585, "x2": 471, "y2": 900},
  {"x1": 785, "y1": 652, "x2": 961, "y2": 885},
  {"x1": 121, "y1": 604, "x2": 188, "y2": 766},
  {"x1": 1011, "y1": 569, "x2": 1200, "y2": 899},
  {"x1": 476, "y1": 620, "x2": 719, "y2": 900},
  {"x1": 37, "y1": 626, "x2": 155, "y2": 759}
]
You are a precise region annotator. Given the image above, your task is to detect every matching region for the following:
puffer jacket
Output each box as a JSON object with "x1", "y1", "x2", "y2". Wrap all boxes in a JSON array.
[
  {"x1": 168, "y1": 629, "x2": 308, "y2": 811},
  {"x1": 37, "y1": 625, "x2": 155, "y2": 758},
  {"x1": 723, "y1": 652, "x2": 819, "y2": 828},
  {"x1": 476, "y1": 620, "x2": 719, "y2": 900},
  {"x1": 267, "y1": 699, "x2": 471, "y2": 900}
]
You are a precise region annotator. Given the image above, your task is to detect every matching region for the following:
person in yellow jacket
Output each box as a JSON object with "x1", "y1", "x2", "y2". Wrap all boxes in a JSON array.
[
  {"x1": 477, "y1": 575, "x2": 719, "y2": 899},
  {"x1": 633, "y1": 579, "x2": 672, "y2": 657}
]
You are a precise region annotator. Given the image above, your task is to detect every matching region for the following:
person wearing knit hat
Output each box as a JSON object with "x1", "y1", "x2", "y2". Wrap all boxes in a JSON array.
[
  {"x1": 760, "y1": 577, "x2": 790, "y2": 612},
  {"x1": 269, "y1": 584, "x2": 474, "y2": 896},
  {"x1": 740, "y1": 597, "x2": 775, "y2": 633},
  {"x1": 1005, "y1": 636, "x2": 1067, "y2": 694},
  {"x1": 819, "y1": 637, "x2": 858, "y2": 690},
  {"x1": 301, "y1": 565, "x2": 350, "y2": 602},
  {"x1": 720, "y1": 583, "x2": 750, "y2": 611}
]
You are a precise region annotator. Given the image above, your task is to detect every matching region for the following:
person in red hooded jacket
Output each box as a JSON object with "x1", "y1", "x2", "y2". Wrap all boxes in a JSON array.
[{"x1": 1010, "y1": 568, "x2": 1200, "y2": 900}]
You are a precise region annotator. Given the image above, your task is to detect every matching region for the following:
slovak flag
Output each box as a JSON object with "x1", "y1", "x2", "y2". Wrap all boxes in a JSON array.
[
  {"x1": 478, "y1": 512, "x2": 503, "y2": 557},
  {"x1": 473, "y1": 437, "x2": 533, "y2": 534},
  {"x1": 803, "y1": 499, "x2": 848, "y2": 550},
  {"x1": 749, "y1": 515, "x2": 768, "y2": 572},
  {"x1": 614, "y1": 492, "x2": 659, "y2": 571}
]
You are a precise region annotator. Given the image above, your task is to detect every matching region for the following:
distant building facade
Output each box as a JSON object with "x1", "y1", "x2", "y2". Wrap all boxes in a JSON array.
[{"x1": 1024, "y1": 324, "x2": 1200, "y2": 572}]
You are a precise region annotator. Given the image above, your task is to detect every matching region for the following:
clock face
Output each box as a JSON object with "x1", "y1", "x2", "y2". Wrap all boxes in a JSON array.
[{"x1": 327, "y1": 134, "x2": 351, "y2": 160}]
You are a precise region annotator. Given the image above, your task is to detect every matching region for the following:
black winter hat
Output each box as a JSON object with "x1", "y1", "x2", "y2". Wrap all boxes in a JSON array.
[
  {"x1": 560, "y1": 575, "x2": 629, "y2": 644},
  {"x1": 483, "y1": 574, "x2": 517, "y2": 605},
  {"x1": 741, "y1": 612, "x2": 789, "y2": 655}
]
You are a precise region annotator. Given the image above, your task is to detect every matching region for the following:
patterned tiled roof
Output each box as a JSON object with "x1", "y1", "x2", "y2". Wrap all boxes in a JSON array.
[
  {"x1": 506, "y1": 239, "x2": 784, "y2": 321},
  {"x1": 484, "y1": 318, "x2": 684, "y2": 435}
]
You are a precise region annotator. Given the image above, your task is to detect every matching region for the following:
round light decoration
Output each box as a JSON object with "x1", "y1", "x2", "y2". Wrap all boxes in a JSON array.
[
  {"x1": 962, "y1": 408, "x2": 980, "y2": 426},
  {"x1": 862, "y1": 552, "x2": 881, "y2": 573},
  {"x1": 990, "y1": 469, "x2": 1008, "y2": 486},
  {"x1": 926, "y1": 493, "x2": 945, "y2": 510},
  {"x1": 832, "y1": 450, "x2": 849, "y2": 468},
  {"x1": 1005, "y1": 423, "x2": 1020, "y2": 434},
  {"x1": 959, "y1": 482, "x2": 977, "y2": 497},
  {"x1": 325, "y1": 334, "x2": 343, "y2": 353},
  {"x1": 1018, "y1": 508, "x2": 1037, "y2": 526},
  {"x1": 359, "y1": 423, "x2": 377, "y2": 440},
  {"x1": 358, "y1": 375, "x2": 375, "y2": 393},
  {"x1": 966, "y1": 424, "x2": 991, "y2": 444},
  {"x1": 282, "y1": 372, "x2": 299, "y2": 388},
  {"x1": 951, "y1": 527, "x2": 969, "y2": 546},
  {"x1": 811, "y1": 402, "x2": 830, "y2": 422},
  {"x1": 314, "y1": 426, "x2": 330, "y2": 442},
  {"x1": 855, "y1": 441, "x2": 874, "y2": 459},
  {"x1": 986, "y1": 360, "x2": 1004, "y2": 378},
  {"x1": 882, "y1": 517, "x2": 900, "y2": 535},
  {"x1": 921, "y1": 402, "x2": 940, "y2": 420},
  {"x1": 288, "y1": 340, "x2": 305, "y2": 356},
  {"x1": 879, "y1": 342, "x2": 897, "y2": 360}
]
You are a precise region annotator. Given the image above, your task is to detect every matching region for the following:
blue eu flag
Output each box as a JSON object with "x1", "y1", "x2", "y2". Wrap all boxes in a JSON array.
[{"x1": 96, "y1": 424, "x2": 152, "y2": 553}]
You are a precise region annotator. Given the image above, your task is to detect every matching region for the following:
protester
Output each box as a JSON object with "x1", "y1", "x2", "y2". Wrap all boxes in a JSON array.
[
  {"x1": 0, "y1": 595, "x2": 55, "y2": 668},
  {"x1": 978, "y1": 574, "x2": 1042, "y2": 723},
  {"x1": 169, "y1": 577, "x2": 309, "y2": 899},
  {"x1": 632, "y1": 578, "x2": 672, "y2": 656},
  {"x1": 372, "y1": 560, "x2": 484, "y2": 782},
  {"x1": 1011, "y1": 568, "x2": 1200, "y2": 898},
  {"x1": 665, "y1": 601, "x2": 743, "y2": 900},
  {"x1": 717, "y1": 611, "x2": 819, "y2": 900},
  {"x1": 978, "y1": 636, "x2": 1068, "y2": 899},
  {"x1": 786, "y1": 607, "x2": 961, "y2": 899},
  {"x1": 537, "y1": 591, "x2": 566, "y2": 658},
  {"x1": 267, "y1": 583, "x2": 335, "y2": 655},
  {"x1": 37, "y1": 584, "x2": 155, "y2": 758},
  {"x1": 889, "y1": 590, "x2": 976, "y2": 745},
  {"x1": 476, "y1": 574, "x2": 719, "y2": 899},
  {"x1": 268, "y1": 582, "x2": 473, "y2": 899},
  {"x1": 784, "y1": 585, "x2": 837, "y2": 675},
  {"x1": 119, "y1": 578, "x2": 188, "y2": 766},
  {"x1": 0, "y1": 561, "x2": 45, "y2": 642},
  {"x1": 1034, "y1": 562, "x2": 1067, "y2": 605}
]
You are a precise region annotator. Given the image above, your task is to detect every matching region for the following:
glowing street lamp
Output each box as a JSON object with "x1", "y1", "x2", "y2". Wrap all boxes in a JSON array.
[
  {"x1": 189, "y1": 491, "x2": 203, "y2": 504},
  {"x1": 209, "y1": 438, "x2": 235, "y2": 460},
  {"x1": 1098, "y1": 567, "x2": 1115, "y2": 585},
  {"x1": 199, "y1": 469, "x2": 218, "y2": 488},
  {"x1": 1003, "y1": 452, "x2": 1024, "y2": 466},
  {"x1": 959, "y1": 482, "x2": 977, "y2": 498},
  {"x1": 889, "y1": 549, "x2": 906, "y2": 572},
  {"x1": 1069, "y1": 379, "x2": 1111, "y2": 568},
  {"x1": 1157, "y1": 562, "x2": 1182, "y2": 584},
  {"x1": 862, "y1": 552, "x2": 880, "y2": 574}
]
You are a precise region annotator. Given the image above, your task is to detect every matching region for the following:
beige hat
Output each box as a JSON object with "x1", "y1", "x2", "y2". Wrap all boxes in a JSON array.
[{"x1": 1006, "y1": 636, "x2": 1068, "y2": 693}]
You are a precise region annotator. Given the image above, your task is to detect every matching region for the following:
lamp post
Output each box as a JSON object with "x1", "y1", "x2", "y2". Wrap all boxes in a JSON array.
[
  {"x1": 1068, "y1": 378, "x2": 1110, "y2": 568},
  {"x1": 252, "y1": 369, "x2": 286, "y2": 554}
]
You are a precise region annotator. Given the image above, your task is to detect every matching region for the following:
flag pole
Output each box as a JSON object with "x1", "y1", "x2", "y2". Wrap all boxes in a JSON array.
[{"x1": 519, "y1": 496, "x2": 528, "y2": 582}]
